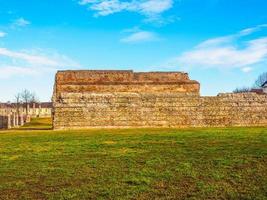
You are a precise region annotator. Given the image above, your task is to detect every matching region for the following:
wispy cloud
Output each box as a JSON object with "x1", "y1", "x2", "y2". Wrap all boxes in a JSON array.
[
  {"x1": 0, "y1": 31, "x2": 7, "y2": 38},
  {"x1": 167, "y1": 24, "x2": 267, "y2": 72},
  {"x1": 0, "y1": 48, "x2": 60, "y2": 66},
  {"x1": 0, "y1": 48, "x2": 80, "y2": 79},
  {"x1": 79, "y1": 0, "x2": 174, "y2": 22},
  {"x1": 120, "y1": 29, "x2": 159, "y2": 43},
  {"x1": 0, "y1": 16, "x2": 81, "y2": 79},
  {"x1": 12, "y1": 17, "x2": 31, "y2": 27},
  {"x1": 0, "y1": 66, "x2": 38, "y2": 79},
  {"x1": 241, "y1": 67, "x2": 253, "y2": 73}
]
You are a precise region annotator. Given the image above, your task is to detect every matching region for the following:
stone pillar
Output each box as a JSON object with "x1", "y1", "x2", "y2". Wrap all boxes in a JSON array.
[
  {"x1": 15, "y1": 113, "x2": 19, "y2": 127},
  {"x1": 26, "y1": 115, "x2": 31, "y2": 123},
  {"x1": 7, "y1": 115, "x2": 11, "y2": 129},
  {"x1": 33, "y1": 102, "x2": 36, "y2": 117},
  {"x1": 39, "y1": 104, "x2": 41, "y2": 117},
  {"x1": 13, "y1": 113, "x2": 16, "y2": 127},
  {"x1": 11, "y1": 113, "x2": 16, "y2": 128},
  {"x1": 19, "y1": 115, "x2": 24, "y2": 126},
  {"x1": 0, "y1": 116, "x2": 3, "y2": 129},
  {"x1": 27, "y1": 103, "x2": 30, "y2": 116}
]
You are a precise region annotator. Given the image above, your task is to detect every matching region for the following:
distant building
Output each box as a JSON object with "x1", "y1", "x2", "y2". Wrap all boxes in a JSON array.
[
  {"x1": 262, "y1": 81, "x2": 267, "y2": 94},
  {"x1": 250, "y1": 89, "x2": 265, "y2": 94},
  {"x1": 250, "y1": 81, "x2": 267, "y2": 95},
  {"x1": 0, "y1": 102, "x2": 52, "y2": 118}
]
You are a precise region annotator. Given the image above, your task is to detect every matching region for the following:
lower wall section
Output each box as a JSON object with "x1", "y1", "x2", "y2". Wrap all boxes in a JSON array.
[{"x1": 53, "y1": 93, "x2": 267, "y2": 129}]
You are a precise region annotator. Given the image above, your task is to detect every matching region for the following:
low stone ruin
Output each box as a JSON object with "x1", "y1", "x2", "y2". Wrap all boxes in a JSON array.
[
  {"x1": 52, "y1": 70, "x2": 267, "y2": 130},
  {"x1": 0, "y1": 113, "x2": 26, "y2": 129}
]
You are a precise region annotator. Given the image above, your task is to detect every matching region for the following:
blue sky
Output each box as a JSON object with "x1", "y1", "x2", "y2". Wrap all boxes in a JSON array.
[{"x1": 0, "y1": 0, "x2": 267, "y2": 101}]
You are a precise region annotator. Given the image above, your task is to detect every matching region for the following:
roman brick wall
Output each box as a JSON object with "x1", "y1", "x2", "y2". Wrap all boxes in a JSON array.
[
  {"x1": 53, "y1": 92, "x2": 267, "y2": 129},
  {"x1": 52, "y1": 70, "x2": 267, "y2": 130},
  {"x1": 54, "y1": 70, "x2": 200, "y2": 96},
  {"x1": 55, "y1": 70, "x2": 190, "y2": 84}
]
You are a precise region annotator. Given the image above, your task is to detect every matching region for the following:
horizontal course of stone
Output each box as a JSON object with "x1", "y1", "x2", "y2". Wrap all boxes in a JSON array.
[
  {"x1": 53, "y1": 92, "x2": 267, "y2": 129},
  {"x1": 52, "y1": 70, "x2": 267, "y2": 129},
  {"x1": 56, "y1": 70, "x2": 191, "y2": 83},
  {"x1": 54, "y1": 70, "x2": 200, "y2": 94}
]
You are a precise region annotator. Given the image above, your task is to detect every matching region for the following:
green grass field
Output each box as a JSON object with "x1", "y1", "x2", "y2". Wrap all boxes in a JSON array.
[{"x1": 0, "y1": 118, "x2": 266, "y2": 200}]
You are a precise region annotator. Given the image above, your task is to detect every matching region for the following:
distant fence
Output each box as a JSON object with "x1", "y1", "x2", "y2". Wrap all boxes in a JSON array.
[{"x1": 0, "y1": 113, "x2": 27, "y2": 129}]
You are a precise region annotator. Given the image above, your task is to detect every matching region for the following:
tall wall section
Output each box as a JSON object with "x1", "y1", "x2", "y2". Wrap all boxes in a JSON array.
[
  {"x1": 54, "y1": 70, "x2": 200, "y2": 95},
  {"x1": 52, "y1": 70, "x2": 267, "y2": 129}
]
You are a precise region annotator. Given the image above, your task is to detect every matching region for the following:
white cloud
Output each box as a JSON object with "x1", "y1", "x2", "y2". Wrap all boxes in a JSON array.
[
  {"x1": 13, "y1": 18, "x2": 31, "y2": 27},
  {"x1": 0, "y1": 17, "x2": 80, "y2": 79},
  {"x1": 239, "y1": 24, "x2": 267, "y2": 36},
  {"x1": 168, "y1": 25, "x2": 267, "y2": 71},
  {"x1": 0, "y1": 31, "x2": 7, "y2": 38},
  {"x1": 241, "y1": 67, "x2": 253, "y2": 73},
  {"x1": 0, "y1": 66, "x2": 37, "y2": 79},
  {"x1": 0, "y1": 48, "x2": 58, "y2": 66},
  {"x1": 0, "y1": 48, "x2": 80, "y2": 67},
  {"x1": 79, "y1": 0, "x2": 174, "y2": 22},
  {"x1": 136, "y1": 0, "x2": 173, "y2": 15},
  {"x1": 0, "y1": 48, "x2": 80, "y2": 79},
  {"x1": 120, "y1": 30, "x2": 159, "y2": 43}
]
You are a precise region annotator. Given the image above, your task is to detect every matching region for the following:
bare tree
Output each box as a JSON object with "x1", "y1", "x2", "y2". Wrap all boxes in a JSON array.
[
  {"x1": 254, "y1": 72, "x2": 267, "y2": 88},
  {"x1": 233, "y1": 87, "x2": 251, "y2": 93},
  {"x1": 30, "y1": 92, "x2": 39, "y2": 104},
  {"x1": 14, "y1": 93, "x2": 22, "y2": 114},
  {"x1": 20, "y1": 89, "x2": 33, "y2": 116},
  {"x1": 30, "y1": 92, "x2": 39, "y2": 116}
]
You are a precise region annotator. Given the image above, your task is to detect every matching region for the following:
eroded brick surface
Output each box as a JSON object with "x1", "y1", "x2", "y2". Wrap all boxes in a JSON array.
[{"x1": 52, "y1": 70, "x2": 267, "y2": 129}]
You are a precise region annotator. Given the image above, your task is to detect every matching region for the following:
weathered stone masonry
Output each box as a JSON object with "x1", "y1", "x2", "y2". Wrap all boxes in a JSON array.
[{"x1": 52, "y1": 70, "x2": 267, "y2": 129}]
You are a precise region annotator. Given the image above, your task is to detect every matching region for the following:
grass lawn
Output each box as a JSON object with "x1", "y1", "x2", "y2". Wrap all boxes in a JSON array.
[{"x1": 0, "y1": 119, "x2": 266, "y2": 200}]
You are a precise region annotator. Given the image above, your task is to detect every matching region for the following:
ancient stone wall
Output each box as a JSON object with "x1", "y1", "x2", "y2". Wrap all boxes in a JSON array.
[
  {"x1": 52, "y1": 70, "x2": 267, "y2": 130},
  {"x1": 54, "y1": 70, "x2": 200, "y2": 97}
]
